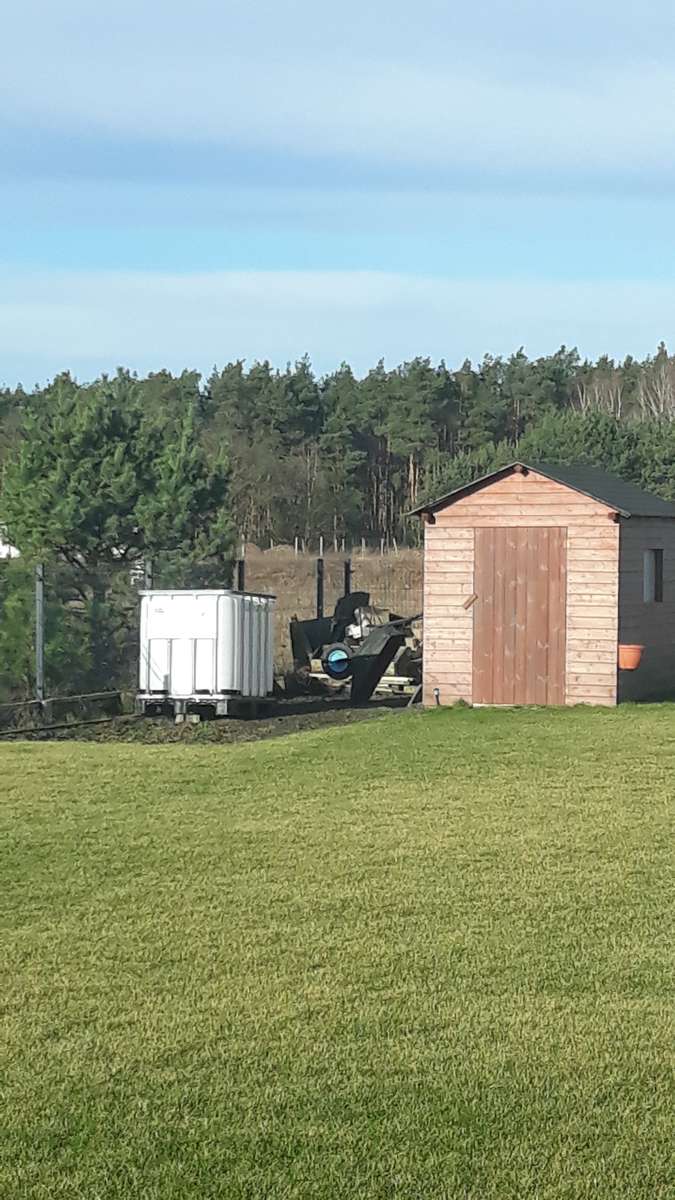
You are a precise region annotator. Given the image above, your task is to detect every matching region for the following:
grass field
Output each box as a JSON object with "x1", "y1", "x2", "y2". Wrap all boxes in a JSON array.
[{"x1": 1, "y1": 705, "x2": 673, "y2": 1199}]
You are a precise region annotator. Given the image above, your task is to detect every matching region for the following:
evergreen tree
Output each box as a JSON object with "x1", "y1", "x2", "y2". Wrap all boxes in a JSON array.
[
  {"x1": 1, "y1": 371, "x2": 233, "y2": 688},
  {"x1": 2, "y1": 371, "x2": 232, "y2": 575}
]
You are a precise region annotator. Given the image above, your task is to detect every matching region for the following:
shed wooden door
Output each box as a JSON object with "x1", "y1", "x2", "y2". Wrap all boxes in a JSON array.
[{"x1": 473, "y1": 527, "x2": 567, "y2": 705}]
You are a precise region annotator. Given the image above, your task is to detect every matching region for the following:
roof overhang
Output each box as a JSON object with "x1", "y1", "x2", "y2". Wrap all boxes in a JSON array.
[{"x1": 407, "y1": 461, "x2": 631, "y2": 520}]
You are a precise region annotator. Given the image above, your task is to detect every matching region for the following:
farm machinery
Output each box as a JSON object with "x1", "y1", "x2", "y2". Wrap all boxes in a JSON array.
[{"x1": 289, "y1": 591, "x2": 422, "y2": 703}]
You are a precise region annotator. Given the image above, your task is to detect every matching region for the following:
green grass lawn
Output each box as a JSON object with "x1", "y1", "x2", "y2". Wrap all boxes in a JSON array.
[{"x1": 1, "y1": 706, "x2": 673, "y2": 1199}]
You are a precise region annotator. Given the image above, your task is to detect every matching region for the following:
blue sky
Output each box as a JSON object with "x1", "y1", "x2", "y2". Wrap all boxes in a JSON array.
[{"x1": 2, "y1": 0, "x2": 675, "y2": 385}]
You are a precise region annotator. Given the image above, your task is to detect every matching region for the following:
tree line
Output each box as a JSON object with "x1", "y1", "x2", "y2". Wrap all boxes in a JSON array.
[
  {"x1": 2, "y1": 343, "x2": 675, "y2": 697},
  {"x1": 5, "y1": 343, "x2": 675, "y2": 552}
]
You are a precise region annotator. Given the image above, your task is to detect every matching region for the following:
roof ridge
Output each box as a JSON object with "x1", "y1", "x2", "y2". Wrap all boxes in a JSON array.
[{"x1": 409, "y1": 460, "x2": 675, "y2": 519}]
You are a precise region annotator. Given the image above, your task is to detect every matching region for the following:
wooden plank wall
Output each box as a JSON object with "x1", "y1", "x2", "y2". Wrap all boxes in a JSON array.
[
  {"x1": 423, "y1": 525, "x2": 474, "y2": 703},
  {"x1": 423, "y1": 469, "x2": 620, "y2": 706},
  {"x1": 618, "y1": 518, "x2": 675, "y2": 700}
]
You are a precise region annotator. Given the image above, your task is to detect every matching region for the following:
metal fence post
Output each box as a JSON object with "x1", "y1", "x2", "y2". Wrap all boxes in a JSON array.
[
  {"x1": 316, "y1": 555, "x2": 324, "y2": 618},
  {"x1": 144, "y1": 557, "x2": 154, "y2": 589},
  {"x1": 236, "y1": 558, "x2": 246, "y2": 592},
  {"x1": 35, "y1": 563, "x2": 45, "y2": 705},
  {"x1": 343, "y1": 558, "x2": 352, "y2": 596}
]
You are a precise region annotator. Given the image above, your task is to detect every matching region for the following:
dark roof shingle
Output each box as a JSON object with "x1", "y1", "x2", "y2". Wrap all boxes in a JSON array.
[
  {"x1": 410, "y1": 461, "x2": 675, "y2": 518},
  {"x1": 530, "y1": 463, "x2": 675, "y2": 518}
]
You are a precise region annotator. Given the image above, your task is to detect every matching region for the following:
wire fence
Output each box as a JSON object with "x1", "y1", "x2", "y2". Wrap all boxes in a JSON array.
[
  {"x1": 243, "y1": 546, "x2": 422, "y2": 665},
  {"x1": 0, "y1": 546, "x2": 423, "y2": 705}
]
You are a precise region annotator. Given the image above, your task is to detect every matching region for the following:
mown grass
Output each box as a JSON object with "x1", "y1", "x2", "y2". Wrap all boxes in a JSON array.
[{"x1": 1, "y1": 705, "x2": 673, "y2": 1199}]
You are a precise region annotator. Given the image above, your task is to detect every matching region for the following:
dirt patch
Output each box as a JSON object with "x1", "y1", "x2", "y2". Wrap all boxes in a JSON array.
[{"x1": 14, "y1": 696, "x2": 410, "y2": 745}]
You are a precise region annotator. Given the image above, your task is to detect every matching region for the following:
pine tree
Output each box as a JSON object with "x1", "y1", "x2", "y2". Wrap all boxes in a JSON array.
[{"x1": 1, "y1": 371, "x2": 234, "y2": 687}]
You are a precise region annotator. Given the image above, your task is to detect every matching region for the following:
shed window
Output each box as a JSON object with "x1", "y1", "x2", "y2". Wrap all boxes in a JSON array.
[{"x1": 643, "y1": 549, "x2": 664, "y2": 602}]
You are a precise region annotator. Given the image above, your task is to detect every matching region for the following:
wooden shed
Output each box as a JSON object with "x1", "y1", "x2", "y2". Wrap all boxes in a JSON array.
[{"x1": 412, "y1": 462, "x2": 675, "y2": 707}]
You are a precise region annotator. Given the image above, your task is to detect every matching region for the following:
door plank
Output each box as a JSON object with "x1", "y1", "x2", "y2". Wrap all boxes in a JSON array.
[
  {"x1": 533, "y1": 528, "x2": 550, "y2": 706},
  {"x1": 499, "y1": 530, "x2": 514, "y2": 705},
  {"x1": 513, "y1": 529, "x2": 529, "y2": 704},
  {"x1": 491, "y1": 527, "x2": 507, "y2": 705},
  {"x1": 524, "y1": 531, "x2": 540, "y2": 703},
  {"x1": 547, "y1": 528, "x2": 567, "y2": 703},
  {"x1": 472, "y1": 529, "x2": 495, "y2": 704}
]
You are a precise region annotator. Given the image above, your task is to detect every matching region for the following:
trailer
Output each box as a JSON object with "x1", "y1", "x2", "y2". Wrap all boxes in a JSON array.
[
  {"x1": 290, "y1": 592, "x2": 422, "y2": 703},
  {"x1": 137, "y1": 589, "x2": 275, "y2": 720}
]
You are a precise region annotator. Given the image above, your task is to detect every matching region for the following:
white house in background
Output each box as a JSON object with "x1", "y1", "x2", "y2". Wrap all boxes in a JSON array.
[{"x1": 0, "y1": 529, "x2": 19, "y2": 559}]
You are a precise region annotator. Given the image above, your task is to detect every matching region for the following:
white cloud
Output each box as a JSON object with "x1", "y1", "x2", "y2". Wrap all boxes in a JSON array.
[
  {"x1": 3, "y1": 2, "x2": 675, "y2": 181},
  {"x1": 1, "y1": 268, "x2": 673, "y2": 386}
]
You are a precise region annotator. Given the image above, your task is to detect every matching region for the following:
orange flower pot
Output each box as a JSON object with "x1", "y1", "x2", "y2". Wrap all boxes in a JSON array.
[{"x1": 618, "y1": 644, "x2": 644, "y2": 671}]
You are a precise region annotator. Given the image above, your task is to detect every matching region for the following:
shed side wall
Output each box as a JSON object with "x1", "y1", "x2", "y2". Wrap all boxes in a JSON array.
[
  {"x1": 423, "y1": 525, "x2": 474, "y2": 704},
  {"x1": 618, "y1": 518, "x2": 675, "y2": 700},
  {"x1": 423, "y1": 469, "x2": 619, "y2": 705}
]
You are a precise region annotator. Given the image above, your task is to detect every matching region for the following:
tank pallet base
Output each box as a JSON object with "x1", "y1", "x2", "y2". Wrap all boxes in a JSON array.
[{"x1": 136, "y1": 695, "x2": 267, "y2": 721}]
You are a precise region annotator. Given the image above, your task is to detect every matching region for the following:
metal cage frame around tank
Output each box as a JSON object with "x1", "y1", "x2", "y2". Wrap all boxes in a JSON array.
[{"x1": 137, "y1": 589, "x2": 276, "y2": 716}]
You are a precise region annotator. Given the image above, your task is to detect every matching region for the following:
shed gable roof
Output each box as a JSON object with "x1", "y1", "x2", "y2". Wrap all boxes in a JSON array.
[{"x1": 410, "y1": 461, "x2": 675, "y2": 519}]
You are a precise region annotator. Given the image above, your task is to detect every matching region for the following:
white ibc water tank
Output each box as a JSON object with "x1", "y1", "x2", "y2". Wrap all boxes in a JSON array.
[{"x1": 138, "y1": 590, "x2": 275, "y2": 701}]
